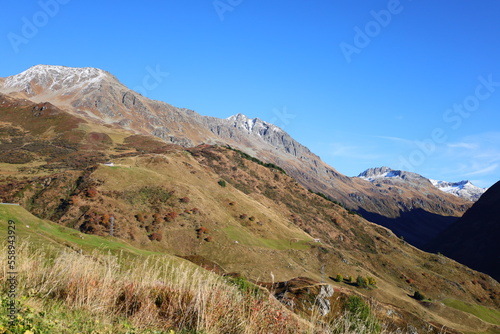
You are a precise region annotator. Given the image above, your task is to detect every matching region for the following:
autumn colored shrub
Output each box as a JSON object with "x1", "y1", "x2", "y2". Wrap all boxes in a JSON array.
[
  {"x1": 165, "y1": 211, "x2": 178, "y2": 222},
  {"x1": 197, "y1": 227, "x2": 209, "y2": 239},
  {"x1": 149, "y1": 232, "x2": 163, "y2": 242},
  {"x1": 86, "y1": 187, "x2": 98, "y2": 198},
  {"x1": 153, "y1": 213, "x2": 164, "y2": 224},
  {"x1": 69, "y1": 195, "x2": 80, "y2": 205},
  {"x1": 135, "y1": 213, "x2": 146, "y2": 223},
  {"x1": 101, "y1": 214, "x2": 111, "y2": 227},
  {"x1": 180, "y1": 196, "x2": 190, "y2": 203},
  {"x1": 198, "y1": 227, "x2": 209, "y2": 234}
]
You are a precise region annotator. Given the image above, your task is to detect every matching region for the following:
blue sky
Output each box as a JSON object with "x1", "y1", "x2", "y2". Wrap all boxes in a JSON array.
[{"x1": 1, "y1": 0, "x2": 499, "y2": 188}]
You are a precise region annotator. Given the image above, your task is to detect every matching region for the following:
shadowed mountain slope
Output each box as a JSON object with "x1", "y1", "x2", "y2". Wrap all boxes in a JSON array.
[{"x1": 426, "y1": 180, "x2": 500, "y2": 281}]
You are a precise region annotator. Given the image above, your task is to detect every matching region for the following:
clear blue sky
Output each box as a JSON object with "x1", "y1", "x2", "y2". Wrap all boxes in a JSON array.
[{"x1": 1, "y1": 0, "x2": 499, "y2": 188}]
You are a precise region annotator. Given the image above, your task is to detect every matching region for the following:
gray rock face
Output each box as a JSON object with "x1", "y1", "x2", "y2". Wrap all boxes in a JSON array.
[
  {"x1": 315, "y1": 284, "x2": 334, "y2": 316},
  {"x1": 200, "y1": 113, "x2": 317, "y2": 161}
]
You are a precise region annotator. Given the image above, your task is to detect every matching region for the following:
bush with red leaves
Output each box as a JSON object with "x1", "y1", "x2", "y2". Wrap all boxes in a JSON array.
[
  {"x1": 86, "y1": 187, "x2": 98, "y2": 198},
  {"x1": 153, "y1": 213, "x2": 164, "y2": 224},
  {"x1": 149, "y1": 232, "x2": 163, "y2": 241},
  {"x1": 165, "y1": 211, "x2": 178, "y2": 222}
]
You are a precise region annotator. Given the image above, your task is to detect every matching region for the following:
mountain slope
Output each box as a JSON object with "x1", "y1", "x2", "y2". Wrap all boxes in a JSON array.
[
  {"x1": 1, "y1": 93, "x2": 500, "y2": 333},
  {"x1": 426, "y1": 180, "x2": 500, "y2": 281},
  {"x1": 0, "y1": 65, "x2": 473, "y2": 248}
]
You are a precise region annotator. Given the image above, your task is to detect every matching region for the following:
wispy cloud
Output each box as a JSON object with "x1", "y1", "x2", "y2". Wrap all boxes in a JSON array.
[
  {"x1": 463, "y1": 163, "x2": 499, "y2": 176},
  {"x1": 447, "y1": 142, "x2": 478, "y2": 150},
  {"x1": 376, "y1": 135, "x2": 413, "y2": 145}
]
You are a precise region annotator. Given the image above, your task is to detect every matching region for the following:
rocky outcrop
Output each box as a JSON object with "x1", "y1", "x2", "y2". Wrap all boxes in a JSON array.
[{"x1": 261, "y1": 277, "x2": 335, "y2": 316}]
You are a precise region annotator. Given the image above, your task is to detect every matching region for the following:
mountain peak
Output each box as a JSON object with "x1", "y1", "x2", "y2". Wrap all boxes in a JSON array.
[
  {"x1": 2, "y1": 65, "x2": 116, "y2": 96},
  {"x1": 227, "y1": 113, "x2": 283, "y2": 135},
  {"x1": 357, "y1": 166, "x2": 395, "y2": 179}
]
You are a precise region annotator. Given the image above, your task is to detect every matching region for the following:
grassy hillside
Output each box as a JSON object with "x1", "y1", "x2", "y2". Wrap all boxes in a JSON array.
[
  {"x1": 0, "y1": 204, "x2": 158, "y2": 258},
  {"x1": 0, "y1": 205, "x2": 395, "y2": 333}
]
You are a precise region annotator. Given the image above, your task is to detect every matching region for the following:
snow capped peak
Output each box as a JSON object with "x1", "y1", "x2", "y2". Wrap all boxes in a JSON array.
[
  {"x1": 360, "y1": 167, "x2": 487, "y2": 201},
  {"x1": 2, "y1": 65, "x2": 115, "y2": 96},
  {"x1": 430, "y1": 179, "x2": 486, "y2": 201}
]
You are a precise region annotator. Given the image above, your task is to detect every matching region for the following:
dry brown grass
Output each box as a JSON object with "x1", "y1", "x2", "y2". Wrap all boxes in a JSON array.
[{"x1": 1, "y1": 241, "x2": 310, "y2": 333}]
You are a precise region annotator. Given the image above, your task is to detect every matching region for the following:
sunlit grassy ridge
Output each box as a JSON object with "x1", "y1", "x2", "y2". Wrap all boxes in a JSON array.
[{"x1": 443, "y1": 299, "x2": 500, "y2": 326}]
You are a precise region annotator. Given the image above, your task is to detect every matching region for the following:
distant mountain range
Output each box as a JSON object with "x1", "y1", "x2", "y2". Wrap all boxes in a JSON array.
[
  {"x1": 0, "y1": 65, "x2": 475, "y2": 248},
  {"x1": 358, "y1": 166, "x2": 487, "y2": 202}
]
